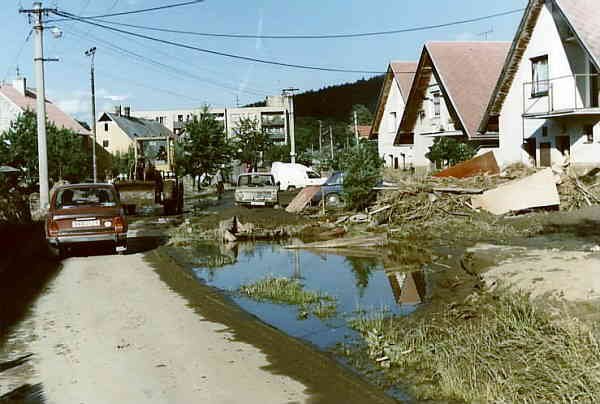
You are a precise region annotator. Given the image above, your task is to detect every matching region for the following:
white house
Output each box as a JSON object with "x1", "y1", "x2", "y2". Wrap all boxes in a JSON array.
[
  {"x1": 479, "y1": 0, "x2": 600, "y2": 170},
  {"x1": 0, "y1": 76, "x2": 90, "y2": 136},
  {"x1": 369, "y1": 62, "x2": 416, "y2": 169},
  {"x1": 395, "y1": 42, "x2": 510, "y2": 170}
]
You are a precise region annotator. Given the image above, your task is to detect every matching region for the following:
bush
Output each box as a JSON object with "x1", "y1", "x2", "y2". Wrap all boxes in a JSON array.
[
  {"x1": 426, "y1": 137, "x2": 476, "y2": 168},
  {"x1": 339, "y1": 142, "x2": 383, "y2": 210}
]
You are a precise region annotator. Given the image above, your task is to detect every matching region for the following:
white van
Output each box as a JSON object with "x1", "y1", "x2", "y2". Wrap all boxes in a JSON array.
[{"x1": 271, "y1": 162, "x2": 327, "y2": 191}]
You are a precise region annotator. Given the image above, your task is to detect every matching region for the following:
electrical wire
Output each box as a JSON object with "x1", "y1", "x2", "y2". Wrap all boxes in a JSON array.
[
  {"x1": 87, "y1": 8, "x2": 525, "y2": 40},
  {"x1": 63, "y1": 25, "x2": 274, "y2": 97},
  {"x1": 48, "y1": 0, "x2": 204, "y2": 22},
  {"x1": 53, "y1": 11, "x2": 388, "y2": 74},
  {"x1": 3, "y1": 29, "x2": 33, "y2": 82}
]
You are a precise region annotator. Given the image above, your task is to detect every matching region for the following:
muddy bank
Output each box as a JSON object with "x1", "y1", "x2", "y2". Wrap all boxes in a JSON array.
[
  {"x1": 0, "y1": 223, "x2": 61, "y2": 345},
  {"x1": 148, "y1": 247, "x2": 397, "y2": 404}
]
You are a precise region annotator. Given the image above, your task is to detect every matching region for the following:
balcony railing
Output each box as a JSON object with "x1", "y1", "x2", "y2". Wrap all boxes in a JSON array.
[{"x1": 523, "y1": 74, "x2": 600, "y2": 118}]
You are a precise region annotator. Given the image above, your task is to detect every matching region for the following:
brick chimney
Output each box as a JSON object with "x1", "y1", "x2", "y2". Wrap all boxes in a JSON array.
[
  {"x1": 12, "y1": 76, "x2": 27, "y2": 96},
  {"x1": 123, "y1": 106, "x2": 131, "y2": 117},
  {"x1": 114, "y1": 105, "x2": 122, "y2": 116}
]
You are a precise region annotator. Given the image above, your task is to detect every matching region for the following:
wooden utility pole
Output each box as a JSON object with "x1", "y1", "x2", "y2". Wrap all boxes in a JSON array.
[{"x1": 318, "y1": 120, "x2": 323, "y2": 154}]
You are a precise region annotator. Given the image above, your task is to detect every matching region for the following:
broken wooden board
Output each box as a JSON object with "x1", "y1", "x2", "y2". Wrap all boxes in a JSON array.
[
  {"x1": 471, "y1": 168, "x2": 560, "y2": 215},
  {"x1": 285, "y1": 235, "x2": 387, "y2": 250},
  {"x1": 285, "y1": 186, "x2": 321, "y2": 213},
  {"x1": 434, "y1": 151, "x2": 500, "y2": 178},
  {"x1": 431, "y1": 187, "x2": 484, "y2": 195}
]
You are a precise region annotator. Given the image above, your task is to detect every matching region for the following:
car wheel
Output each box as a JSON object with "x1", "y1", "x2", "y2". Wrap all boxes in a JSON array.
[{"x1": 325, "y1": 193, "x2": 343, "y2": 208}]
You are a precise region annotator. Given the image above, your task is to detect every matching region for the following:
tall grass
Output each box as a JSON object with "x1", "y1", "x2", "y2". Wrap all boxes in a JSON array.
[
  {"x1": 239, "y1": 277, "x2": 337, "y2": 319},
  {"x1": 349, "y1": 291, "x2": 600, "y2": 402}
]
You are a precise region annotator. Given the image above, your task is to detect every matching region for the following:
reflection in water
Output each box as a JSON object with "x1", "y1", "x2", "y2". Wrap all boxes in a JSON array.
[
  {"x1": 190, "y1": 242, "x2": 420, "y2": 347},
  {"x1": 387, "y1": 271, "x2": 427, "y2": 305}
]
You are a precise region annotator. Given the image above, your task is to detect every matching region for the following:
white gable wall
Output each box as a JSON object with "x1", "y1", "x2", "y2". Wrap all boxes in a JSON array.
[
  {"x1": 412, "y1": 75, "x2": 460, "y2": 169},
  {"x1": 378, "y1": 81, "x2": 413, "y2": 169},
  {"x1": 497, "y1": 0, "x2": 600, "y2": 168},
  {"x1": 0, "y1": 94, "x2": 22, "y2": 134}
]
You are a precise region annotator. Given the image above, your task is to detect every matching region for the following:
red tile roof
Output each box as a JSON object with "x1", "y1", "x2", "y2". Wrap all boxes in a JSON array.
[
  {"x1": 357, "y1": 125, "x2": 372, "y2": 139},
  {"x1": 554, "y1": 0, "x2": 600, "y2": 67},
  {"x1": 426, "y1": 42, "x2": 511, "y2": 138},
  {"x1": 0, "y1": 84, "x2": 90, "y2": 135},
  {"x1": 390, "y1": 62, "x2": 418, "y2": 99}
]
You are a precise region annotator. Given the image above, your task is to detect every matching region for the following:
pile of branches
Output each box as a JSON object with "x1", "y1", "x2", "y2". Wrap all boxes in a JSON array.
[
  {"x1": 558, "y1": 169, "x2": 600, "y2": 211},
  {"x1": 374, "y1": 175, "x2": 506, "y2": 227}
]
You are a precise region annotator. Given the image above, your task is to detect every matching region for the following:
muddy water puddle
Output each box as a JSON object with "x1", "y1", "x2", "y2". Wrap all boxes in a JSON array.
[{"x1": 190, "y1": 242, "x2": 421, "y2": 349}]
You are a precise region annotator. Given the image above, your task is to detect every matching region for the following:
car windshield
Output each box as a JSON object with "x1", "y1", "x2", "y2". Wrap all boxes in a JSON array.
[
  {"x1": 325, "y1": 173, "x2": 343, "y2": 186},
  {"x1": 238, "y1": 175, "x2": 274, "y2": 187},
  {"x1": 307, "y1": 171, "x2": 321, "y2": 179},
  {"x1": 55, "y1": 187, "x2": 117, "y2": 209}
]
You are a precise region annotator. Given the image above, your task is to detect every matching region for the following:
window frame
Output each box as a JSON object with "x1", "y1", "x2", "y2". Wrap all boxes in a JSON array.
[
  {"x1": 102, "y1": 140, "x2": 109, "y2": 148},
  {"x1": 531, "y1": 55, "x2": 550, "y2": 98},
  {"x1": 433, "y1": 92, "x2": 442, "y2": 117}
]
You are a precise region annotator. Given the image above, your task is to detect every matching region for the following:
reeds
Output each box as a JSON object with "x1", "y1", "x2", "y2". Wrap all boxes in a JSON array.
[
  {"x1": 239, "y1": 277, "x2": 337, "y2": 319},
  {"x1": 349, "y1": 290, "x2": 600, "y2": 402}
]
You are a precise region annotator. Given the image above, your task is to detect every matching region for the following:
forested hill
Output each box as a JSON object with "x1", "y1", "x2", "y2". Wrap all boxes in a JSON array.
[{"x1": 293, "y1": 75, "x2": 384, "y2": 120}]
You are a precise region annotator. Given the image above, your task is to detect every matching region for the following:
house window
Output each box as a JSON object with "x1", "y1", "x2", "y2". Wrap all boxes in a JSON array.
[
  {"x1": 389, "y1": 112, "x2": 397, "y2": 133},
  {"x1": 531, "y1": 55, "x2": 549, "y2": 98},
  {"x1": 178, "y1": 115, "x2": 184, "y2": 122},
  {"x1": 102, "y1": 140, "x2": 109, "y2": 148},
  {"x1": 433, "y1": 92, "x2": 441, "y2": 117},
  {"x1": 542, "y1": 126, "x2": 548, "y2": 137},
  {"x1": 104, "y1": 123, "x2": 109, "y2": 132},
  {"x1": 584, "y1": 125, "x2": 594, "y2": 143}
]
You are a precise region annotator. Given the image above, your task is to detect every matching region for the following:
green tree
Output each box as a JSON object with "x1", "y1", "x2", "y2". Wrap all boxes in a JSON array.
[
  {"x1": 179, "y1": 106, "x2": 234, "y2": 181},
  {"x1": 233, "y1": 117, "x2": 273, "y2": 171},
  {"x1": 425, "y1": 137, "x2": 477, "y2": 168},
  {"x1": 339, "y1": 141, "x2": 383, "y2": 210},
  {"x1": 111, "y1": 147, "x2": 134, "y2": 177},
  {"x1": 0, "y1": 110, "x2": 91, "y2": 187},
  {"x1": 350, "y1": 104, "x2": 374, "y2": 126}
]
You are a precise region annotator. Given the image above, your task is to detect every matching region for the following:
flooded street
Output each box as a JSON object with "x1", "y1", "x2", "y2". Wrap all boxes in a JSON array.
[{"x1": 190, "y1": 242, "x2": 420, "y2": 349}]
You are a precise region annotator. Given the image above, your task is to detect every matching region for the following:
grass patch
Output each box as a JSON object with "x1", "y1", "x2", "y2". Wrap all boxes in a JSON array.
[
  {"x1": 239, "y1": 277, "x2": 337, "y2": 319},
  {"x1": 348, "y1": 290, "x2": 600, "y2": 402}
]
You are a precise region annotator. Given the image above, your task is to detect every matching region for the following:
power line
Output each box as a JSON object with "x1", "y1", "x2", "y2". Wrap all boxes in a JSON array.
[
  {"x1": 48, "y1": 0, "x2": 203, "y2": 22},
  {"x1": 61, "y1": 8, "x2": 525, "y2": 40},
  {"x1": 3, "y1": 29, "x2": 33, "y2": 82},
  {"x1": 53, "y1": 11, "x2": 387, "y2": 74},
  {"x1": 62, "y1": 25, "x2": 274, "y2": 97}
]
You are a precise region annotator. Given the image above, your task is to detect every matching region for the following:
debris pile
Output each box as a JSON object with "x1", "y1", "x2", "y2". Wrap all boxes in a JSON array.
[{"x1": 557, "y1": 169, "x2": 600, "y2": 211}]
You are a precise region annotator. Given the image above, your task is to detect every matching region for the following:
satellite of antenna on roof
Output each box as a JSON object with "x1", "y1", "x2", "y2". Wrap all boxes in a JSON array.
[{"x1": 477, "y1": 27, "x2": 494, "y2": 40}]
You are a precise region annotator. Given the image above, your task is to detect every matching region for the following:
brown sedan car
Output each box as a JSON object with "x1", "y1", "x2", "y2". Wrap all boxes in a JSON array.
[{"x1": 46, "y1": 184, "x2": 128, "y2": 257}]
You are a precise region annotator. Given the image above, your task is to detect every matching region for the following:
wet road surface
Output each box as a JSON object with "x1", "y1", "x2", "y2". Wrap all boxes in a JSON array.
[{"x1": 1, "y1": 220, "x2": 397, "y2": 404}]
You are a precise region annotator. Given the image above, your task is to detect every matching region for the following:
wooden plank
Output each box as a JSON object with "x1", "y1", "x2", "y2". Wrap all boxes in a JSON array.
[
  {"x1": 285, "y1": 186, "x2": 320, "y2": 213},
  {"x1": 434, "y1": 151, "x2": 500, "y2": 178}
]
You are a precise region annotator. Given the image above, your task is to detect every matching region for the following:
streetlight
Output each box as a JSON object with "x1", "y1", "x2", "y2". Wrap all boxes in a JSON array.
[
  {"x1": 85, "y1": 47, "x2": 97, "y2": 182},
  {"x1": 282, "y1": 88, "x2": 299, "y2": 164}
]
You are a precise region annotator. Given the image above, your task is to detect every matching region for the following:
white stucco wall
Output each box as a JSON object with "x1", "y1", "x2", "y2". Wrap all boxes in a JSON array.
[
  {"x1": 412, "y1": 76, "x2": 460, "y2": 170},
  {"x1": 497, "y1": 1, "x2": 600, "y2": 168},
  {"x1": 378, "y1": 81, "x2": 414, "y2": 168},
  {"x1": 0, "y1": 94, "x2": 22, "y2": 135}
]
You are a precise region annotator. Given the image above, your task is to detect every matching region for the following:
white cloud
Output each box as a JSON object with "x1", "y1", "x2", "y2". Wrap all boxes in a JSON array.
[{"x1": 52, "y1": 88, "x2": 132, "y2": 122}]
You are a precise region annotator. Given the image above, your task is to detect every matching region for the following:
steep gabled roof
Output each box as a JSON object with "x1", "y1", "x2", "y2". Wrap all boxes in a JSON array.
[
  {"x1": 369, "y1": 62, "x2": 417, "y2": 139},
  {"x1": 555, "y1": 0, "x2": 600, "y2": 68},
  {"x1": 0, "y1": 84, "x2": 90, "y2": 135},
  {"x1": 100, "y1": 112, "x2": 173, "y2": 140},
  {"x1": 479, "y1": 0, "x2": 600, "y2": 133},
  {"x1": 396, "y1": 41, "x2": 510, "y2": 142}
]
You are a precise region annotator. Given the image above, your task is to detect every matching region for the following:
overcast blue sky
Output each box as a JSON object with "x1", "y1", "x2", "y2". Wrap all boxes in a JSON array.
[{"x1": 2, "y1": 0, "x2": 526, "y2": 122}]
